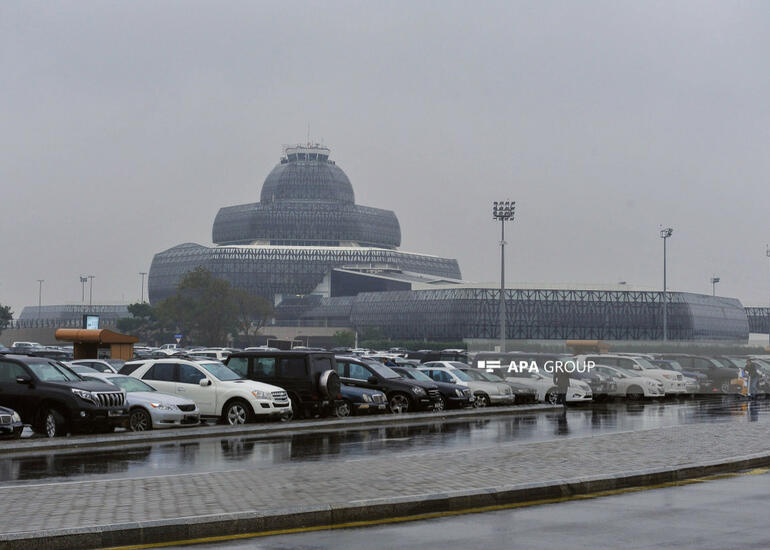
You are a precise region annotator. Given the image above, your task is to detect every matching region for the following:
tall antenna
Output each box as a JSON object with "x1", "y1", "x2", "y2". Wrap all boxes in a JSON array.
[{"x1": 307, "y1": 123, "x2": 311, "y2": 145}]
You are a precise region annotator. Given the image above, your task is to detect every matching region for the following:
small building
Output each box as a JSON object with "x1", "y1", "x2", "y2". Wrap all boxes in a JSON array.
[{"x1": 55, "y1": 328, "x2": 138, "y2": 360}]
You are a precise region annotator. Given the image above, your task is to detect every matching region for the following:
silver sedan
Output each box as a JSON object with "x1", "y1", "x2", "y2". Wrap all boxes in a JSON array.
[{"x1": 81, "y1": 373, "x2": 200, "y2": 431}]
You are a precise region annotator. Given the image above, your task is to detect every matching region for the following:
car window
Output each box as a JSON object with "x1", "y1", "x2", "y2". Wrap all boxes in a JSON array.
[
  {"x1": 144, "y1": 363, "x2": 176, "y2": 382},
  {"x1": 178, "y1": 364, "x2": 205, "y2": 384},
  {"x1": 335, "y1": 360, "x2": 346, "y2": 377},
  {"x1": 314, "y1": 357, "x2": 333, "y2": 373},
  {"x1": 227, "y1": 356, "x2": 249, "y2": 378},
  {"x1": 617, "y1": 358, "x2": 639, "y2": 370},
  {"x1": 0, "y1": 361, "x2": 28, "y2": 382},
  {"x1": 280, "y1": 357, "x2": 306, "y2": 378},
  {"x1": 253, "y1": 357, "x2": 276, "y2": 378},
  {"x1": 348, "y1": 362, "x2": 372, "y2": 381}
]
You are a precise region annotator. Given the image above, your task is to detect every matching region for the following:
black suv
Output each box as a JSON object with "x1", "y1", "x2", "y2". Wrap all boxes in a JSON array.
[
  {"x1": 225, "y1": 351, "x2": 341, "y2": 419},
  {"x1": 0, "y1": 354, "x2": 129, "y2": 437},
  {"x1": 335, "y1": 356, "x2": 442, "y2": 413},
  {"x1": 390, "y1": 366, "x2": 473, "y2": 410}
]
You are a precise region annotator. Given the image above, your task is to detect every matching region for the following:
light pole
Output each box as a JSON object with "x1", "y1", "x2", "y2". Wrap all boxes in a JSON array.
[
  {"x1": 88, "y1": 275, "x2": 95, "y2": 307},
  {"x1": 492, "y1": 201, "x2": 515, "y2": 352},
  {"x1": 660, "y1": 227, "x2": 673, "y2": 341},
  {"x1": 711, "y1": 276, "x2": 720, "y2": 297},
  {"x1": 139, "y1": 272, "x2": 147, "y2": 302},
  {"x1": 37, "y1": 279, "x2": 44, "y2": 319},
  {"x1": 80, "y1": 276, "x2": 88, "y2": 303}
]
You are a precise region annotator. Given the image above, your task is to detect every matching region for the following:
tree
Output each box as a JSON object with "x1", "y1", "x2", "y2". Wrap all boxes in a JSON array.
[
  {"x1": 333, "y1": 330, "x2": 356, "y2": 348},
  {"x1": 156, "y1": 267, "x2": 238, "y2": 346},
  {"x1": 0, "y1": 304, "x2": 13, "y2": 337},
  {"x1": 117, "y1": 302, "x2": 170, "y2": 345},
  {"x1": 232, "y1": 289, "x2": 274, "y2": 346}
]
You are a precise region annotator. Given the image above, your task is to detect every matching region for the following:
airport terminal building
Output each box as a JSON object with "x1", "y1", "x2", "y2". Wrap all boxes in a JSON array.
[{"x1": 147, "y1": 143, "x2": 752, "y2": 342}]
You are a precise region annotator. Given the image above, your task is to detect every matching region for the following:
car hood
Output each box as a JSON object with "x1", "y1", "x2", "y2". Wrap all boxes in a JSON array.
[
  {"x1": 126, "y1": 392, "x2": 197, "y2": 406},
  {"x1": 221, "y1": 379, "x2": 285, "y2": 393},
  {"x1": 0, "y1": 406, "x2": 17, "y2": 415},
  {"x1": 402, "y1": 379, "x2": 439, "y2": 390},
  {"x1": 55, "y1": 380, "x2": 125, "y2": 392}
]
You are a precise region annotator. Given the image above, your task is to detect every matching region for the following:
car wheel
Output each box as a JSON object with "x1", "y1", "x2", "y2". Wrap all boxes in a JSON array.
[
  {"x1": 720, "y1": 381, "x2": 730, "y2": 393},
  {"x1": 335, "y1": 400, "x2": 352, "y2": 418},
  {"x1": 474, "y1": 393, "x2": 490, "y2": 408},
  {"x1": 129, "y1": 408, "x2": 152, "y2": 431},
  {"x1": 223, "y1": 399, "x2": 254, "y2": 425},
  {"x1": 389, "y1": 393, "x2": 410, "y2": 414},
  {"x1": 544, "y1": 389, "x2": 559, "y2": 405},
  {"x1": 37, "y1": 408, "x2": 65, "y2": 438},
  {"x1": 435, "y1": 395, "x2": 446, "y2": 412}
]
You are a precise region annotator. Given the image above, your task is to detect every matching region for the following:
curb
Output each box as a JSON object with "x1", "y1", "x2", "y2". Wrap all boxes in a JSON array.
[
  {"x1": 3, "y1": 450, "x2": 770, "y2": 549},
  {"x1": 0, "y1": 404, "x2": 561, "y2": 456}
]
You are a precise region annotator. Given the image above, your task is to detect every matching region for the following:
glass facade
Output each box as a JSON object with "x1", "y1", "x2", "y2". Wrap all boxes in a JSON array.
[{"x1": 746, "y1": 307, "x2": 770, "y2": 334}]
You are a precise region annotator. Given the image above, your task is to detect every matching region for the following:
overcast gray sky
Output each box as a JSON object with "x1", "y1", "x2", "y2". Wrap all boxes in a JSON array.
[{"x1": 1, "y1": 0, "x2": 769, "y2": 316}]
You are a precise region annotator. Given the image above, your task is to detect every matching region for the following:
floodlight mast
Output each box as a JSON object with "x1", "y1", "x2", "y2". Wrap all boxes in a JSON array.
[{"x1": 492, "y1": 201, "x2": 515, "y2": 352}]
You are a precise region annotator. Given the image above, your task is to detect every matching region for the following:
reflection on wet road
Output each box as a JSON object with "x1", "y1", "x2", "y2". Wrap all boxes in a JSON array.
[{"x1": 1, "y1": 397, "x2": 765, "y2": 486}]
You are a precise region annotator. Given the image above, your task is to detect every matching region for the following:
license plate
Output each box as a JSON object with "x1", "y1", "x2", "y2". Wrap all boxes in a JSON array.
[{"x1": 184, "y1": 415, "x2": 198, "y2": 421}]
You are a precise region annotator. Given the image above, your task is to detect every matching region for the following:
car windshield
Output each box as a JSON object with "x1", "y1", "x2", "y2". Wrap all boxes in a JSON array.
[
  {"x1": 106, "y1": 376, "x2": 156, "y2": 393},
  {"x1": 199, "y1": 361, "x2": 241, "y2": 381},
  {"x1": 400, "y1": 368, "x2": 433, "y2": 382},
  {"x1": 634, "y1": 358, "x2": 658, "y2": 370},
  {"x1": 368, "y1": 363, "x2": 401, "y2": 379},
  {"x1": 448, "y1": 369, "x2": 471, "y2": 381},
  {"x1": 478, "y1": 371, "x2": 504, "y2": 382},
  {"x1": 27, "y1": 360, "x2": 82, "y2": 382},
  {"x1": 461, "y1": 368, "x2": 488, "y2": 381}
]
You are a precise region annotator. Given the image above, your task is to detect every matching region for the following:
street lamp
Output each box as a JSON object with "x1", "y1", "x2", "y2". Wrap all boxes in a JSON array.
[
  {"x1": 88, "y1": 275, "x2": 95, "y2": 307},
  {"x1": 660, "y1": 227, "x2": 673, "y2": 341},
  {"x1": 492, "y1": 200, "x2": 515, "y2": 352},
  {"x1": 766, "y1": 245, "x2": 770, "y2": 347},
  {"x1": 711, "y1": 276, "x2": 720, "y2": 297},
  {"x1": 139, "y1": 272, "x2": 147, "y2": 303},
  {"x1": 80, "y1": 276, "x2": 88, "y2": 303},
  {"x1": 37, "y1": 279, "x2": 44, "y2": 319}
]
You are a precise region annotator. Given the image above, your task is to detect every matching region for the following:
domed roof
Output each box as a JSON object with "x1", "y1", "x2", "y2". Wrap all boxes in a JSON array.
[{"x1": 260, "y1": 145, "x2": 354, "y2": 204}]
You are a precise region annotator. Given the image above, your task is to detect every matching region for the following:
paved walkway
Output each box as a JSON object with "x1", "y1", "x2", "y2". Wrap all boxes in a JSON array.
[{"x1": 2, "y1": 418, "x2": 769, "y2": 539}]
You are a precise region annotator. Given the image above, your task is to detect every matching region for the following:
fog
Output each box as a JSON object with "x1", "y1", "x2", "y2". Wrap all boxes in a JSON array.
[{"x1": 1, "y1": 0, "x2": 769, "y2": 316}]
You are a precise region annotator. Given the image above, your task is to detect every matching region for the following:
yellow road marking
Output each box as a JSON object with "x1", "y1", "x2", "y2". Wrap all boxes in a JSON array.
[{"x1": 105, "y1": 467, "x2": 770, "y2": 549}]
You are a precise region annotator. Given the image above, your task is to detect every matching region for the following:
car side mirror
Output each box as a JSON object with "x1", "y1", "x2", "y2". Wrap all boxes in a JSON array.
[
  {"x1": 367, "y1": 376, "x2": 378, "y2": 385},
  {"x1": 199, "y1": 378, "x2": 212, "y2": 386},
  {"x1": 16, "y1": 375, "x2": 32, "y2": 385}
]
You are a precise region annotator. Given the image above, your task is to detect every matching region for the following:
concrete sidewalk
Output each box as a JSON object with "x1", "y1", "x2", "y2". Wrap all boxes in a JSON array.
[{"x1": 2, "y1": 418, "x2": 770, "y2": 549}]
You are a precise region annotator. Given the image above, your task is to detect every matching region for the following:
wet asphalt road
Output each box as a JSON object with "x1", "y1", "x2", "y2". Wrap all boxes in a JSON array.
[
  {"x1": 0, "y1": 397, "x2": 766, "y2": 486},
  {"x1": 180, "y1": 468, "x2": 770, "y2": 549}
]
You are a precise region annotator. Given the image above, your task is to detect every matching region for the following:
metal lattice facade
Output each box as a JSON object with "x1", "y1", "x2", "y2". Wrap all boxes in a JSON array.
[
  {"x1": 148, "y1": 243, "x2": 461, "y2": 304},
  {"x1": 336, "y1": 288, "x2": 749, "y2": 341},
  {"x1": 746, "y1": 307, "x2": 770, "y2": 334}
]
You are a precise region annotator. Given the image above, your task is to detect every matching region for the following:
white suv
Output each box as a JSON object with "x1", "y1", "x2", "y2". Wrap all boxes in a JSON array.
[{"x1": 126, "y1": 359, "x2": 291, "y2": 424}]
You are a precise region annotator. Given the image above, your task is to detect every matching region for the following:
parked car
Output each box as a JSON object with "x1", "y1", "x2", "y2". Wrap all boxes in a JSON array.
[
  {"x1": 390, "y1": 366, "x2": 474, "y2": 409},
  {"x1": 68, "y1": 359, "x2": 122, "y2": 373},
  {"x1": 419, "y1": 362, "x2": 515, "y2": 407},
  {"x1": 126, "y1": 358, "x2": 291, "y2": 424},
  {"x1": 565, "y1": 365, "x2": 617, "y2": 400},
  {"x1": 189, "y1": 349, "x2": 231, "y2": 361},
  {"x1": 225, "y1": 351, "x2": 342, "y2": 419},
  {"x1": 577, "y1": 354, "x2": 686, "y2": 395},
  {"x1": 0, "y1": 354, "x2": 128, "y2": 437},
  {"x1": 81, "y1": 372, "x2": 200, "y2": 431},
  {"x1": 0, "y1": 406, "x2": 24, "y2": 439},
  {"x1": 649, "y1": 359, "x2": 701, "y2": 394},
  {"x1": 472, "y1": 369, "x2": 539, "y2": 404},
  {"x1": 336, "y1": 385, "x2": 388, "y2": 417},
  {"x1": 654, "y1": 354, "x2": 743, "y2": 393},
  {"x1": 500, "y1": 368, "x2": 593, "y2": 404},
  {"x1": 335, "y1": 356, "x2": 442, "y2": 413},
  {"x1": 593, "y1": 365, "x2": 665, "y2": 399}
]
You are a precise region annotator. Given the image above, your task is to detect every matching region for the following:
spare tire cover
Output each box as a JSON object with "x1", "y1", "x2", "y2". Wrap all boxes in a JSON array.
[{"x1": 319, "y1": 370, "x2": 341, "y2": 398}]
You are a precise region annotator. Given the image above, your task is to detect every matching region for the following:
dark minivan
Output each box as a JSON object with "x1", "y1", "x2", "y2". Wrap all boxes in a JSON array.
[{"x1": 226, "y1": 350, "x2": 342, "y2": 419}]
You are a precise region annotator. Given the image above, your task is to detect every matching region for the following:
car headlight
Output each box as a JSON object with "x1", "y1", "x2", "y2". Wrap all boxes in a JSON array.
[
  {"x1": 72, "y1": 388, "x2": 98, "y2": 405},
  {"x1": 455, "y1": 389, "x2": 464, "y2": 397},
  {"x1": 662, "y1": 374, "x2": 674, "y2": 380},
  {"x1": 411, "y1": 386, "x2": 426, "y2": 395},
  {"x1": 150, "y1": 402, "x2": 175, "y2": 410},
  {"x1": 362, "y1": 393, "x2": 372, "y2": 402},
  {"x1": 11, "y1": 412, "x2": 21, "y2": 423},
  {"x1": 251, "y1": 389, "x2": 271, "y2": 400}
]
